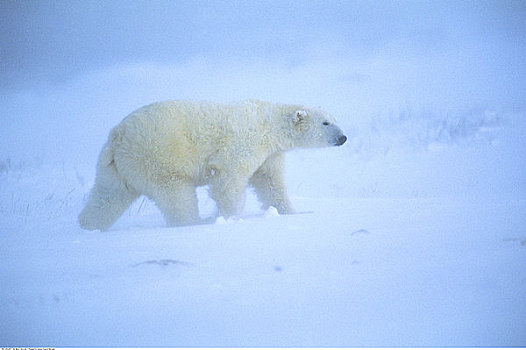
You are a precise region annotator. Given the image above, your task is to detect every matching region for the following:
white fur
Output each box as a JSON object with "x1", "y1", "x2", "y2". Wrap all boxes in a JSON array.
[{"x1": 78, "y1": 100, "x2": 346, "y2": 230}]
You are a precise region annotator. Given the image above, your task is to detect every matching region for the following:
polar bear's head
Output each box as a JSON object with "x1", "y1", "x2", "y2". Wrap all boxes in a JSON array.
[{"x1": 286, "y1": 108, "x2": 347, "y2": 148}]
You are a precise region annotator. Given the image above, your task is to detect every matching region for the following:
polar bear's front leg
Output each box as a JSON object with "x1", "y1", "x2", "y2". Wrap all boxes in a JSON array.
[
  {"x1": 249, "y1": 153, "x2": 295, "y2": 214},
  {"x1": 149, "y1": 180, "x2": 201, "y2": 227}
]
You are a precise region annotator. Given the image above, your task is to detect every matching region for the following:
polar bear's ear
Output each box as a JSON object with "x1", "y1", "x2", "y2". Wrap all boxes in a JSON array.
[{"x1": 294, "y1": 110, "x2": 307, "y2": 123}]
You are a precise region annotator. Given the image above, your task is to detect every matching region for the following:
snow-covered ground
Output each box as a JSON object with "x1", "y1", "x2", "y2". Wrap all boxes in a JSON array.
[
  {"x1": 1, "y1": 1, "x2": 526, "y2": 347},
  {"x1": 1, "y1": 99, "x2": 525, "y2": 346}
]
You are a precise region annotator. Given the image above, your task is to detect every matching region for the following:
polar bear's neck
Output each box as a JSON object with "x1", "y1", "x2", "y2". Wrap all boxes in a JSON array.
[
  {"x1": 227, "y1": 100, "x2": 302, "y2": 153},
  {"x1": 258, "y1": 103, "x2": 299, "y2": 153}
]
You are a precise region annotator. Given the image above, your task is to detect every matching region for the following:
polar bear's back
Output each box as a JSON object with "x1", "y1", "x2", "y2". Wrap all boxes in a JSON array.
[
  {"x1": 119, "y1": 99, "x2": 275, "y2": 135},
  {"x1": 108, "y1": 100, "x2": 280, "y2": 188}
]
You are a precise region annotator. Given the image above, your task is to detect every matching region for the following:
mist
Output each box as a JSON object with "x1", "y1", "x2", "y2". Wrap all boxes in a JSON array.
[
  {"x1": 2, "y1": 2, "x2": 526, "y2": 346},
  {"x1": 1, "y1": 1, "x2": 525, "y2": 162},
  {"x1": 2, "y1": 1, "x2": 525, "y2": 94}
]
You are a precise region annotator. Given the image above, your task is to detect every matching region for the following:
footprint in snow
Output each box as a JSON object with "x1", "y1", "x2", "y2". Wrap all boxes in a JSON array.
[
  {"x1": 132, "y1": 259, "x2": 193, "y2": 268},
  {"x1": 350, "y1": 229, "x2": 370, "y2": 236},
  {"x1": 502, "y1": 237, "x2": 526, "y2": 246}
]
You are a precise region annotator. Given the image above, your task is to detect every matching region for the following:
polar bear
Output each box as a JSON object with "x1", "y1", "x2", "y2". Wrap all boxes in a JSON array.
[{"x1": 78, "y1": 100, "x2": 346, "y2": 231}]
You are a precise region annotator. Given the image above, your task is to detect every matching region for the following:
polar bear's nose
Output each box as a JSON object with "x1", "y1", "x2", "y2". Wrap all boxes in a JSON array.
[{"x1": 335, "y1": 135, "x2": 347, "y2": 146}]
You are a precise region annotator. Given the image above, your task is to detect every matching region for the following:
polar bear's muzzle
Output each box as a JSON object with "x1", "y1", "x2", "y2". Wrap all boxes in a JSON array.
[
  {"x1": 334, "y1": 135, "x2": 347, "y2": 146},
  {"x1": 327, "y1": 124, "x2": 347, "y2": 147}
]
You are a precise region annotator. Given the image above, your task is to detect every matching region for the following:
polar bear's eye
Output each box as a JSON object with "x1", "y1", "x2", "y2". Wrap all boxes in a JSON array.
[{"x1": 322, "y1": 121, "x2": 330, "y2": 126}]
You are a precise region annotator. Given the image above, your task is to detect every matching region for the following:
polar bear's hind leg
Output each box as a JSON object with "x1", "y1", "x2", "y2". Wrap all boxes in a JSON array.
[{"x1": 78, "y1": 159, "x2": 139, "y2": 231}]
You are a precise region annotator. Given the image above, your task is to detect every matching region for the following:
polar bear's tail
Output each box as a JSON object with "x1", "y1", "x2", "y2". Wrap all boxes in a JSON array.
[{"x1": 78, "y1": 133, "x2": 139, "y2": 231}]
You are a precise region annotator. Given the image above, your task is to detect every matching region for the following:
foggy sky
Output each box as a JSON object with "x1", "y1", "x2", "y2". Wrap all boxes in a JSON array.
[{"x1": 2, "y1": 0, "x2": 525, "y2": 93}]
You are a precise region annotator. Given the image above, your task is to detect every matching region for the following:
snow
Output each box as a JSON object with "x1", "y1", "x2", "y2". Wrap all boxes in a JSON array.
[
  {"x1": 1, "y1": 1, "x2": 526, "y2": 347},
  {"x1": 263, "y1": 206, "x2": 280, "y2": 218}
]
